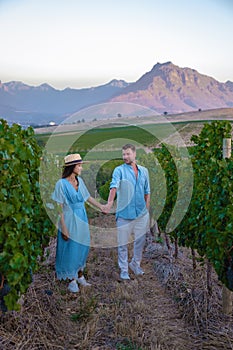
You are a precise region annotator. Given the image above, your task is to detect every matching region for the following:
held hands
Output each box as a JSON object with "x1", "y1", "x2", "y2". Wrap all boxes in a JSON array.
[
  {"x1": 84, "y1": 196, "x2": 114, "y2": 214},
  {"x1": 101, "y1": 202, "x2": 113, "y2": 214},
  {"x1": 88, "y1": 197, "x2": 112, "y2": 215}
]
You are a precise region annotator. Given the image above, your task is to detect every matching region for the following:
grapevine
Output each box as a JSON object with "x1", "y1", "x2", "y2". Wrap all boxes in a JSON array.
[
  {"x1": 140, "y1": 121, "x2": 233, "y2": 290},
  {"x1": 0, "y1": 119, "x2": 54, "y2": 310}
]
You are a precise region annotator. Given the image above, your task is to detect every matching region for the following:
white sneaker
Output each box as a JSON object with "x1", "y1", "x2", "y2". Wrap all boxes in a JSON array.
[
  {"x1": 129, "y1": 261, "x2": 145, "y2": 275},
  {"x1": 77, "y1": 276, "x2": 91, "y2": 287},
  {"x1": 68, "y1": 280, "x2": 79, "y2": 293},
  {"x1": 120, "y1": 271, "x2": 130, "y2": 280}
]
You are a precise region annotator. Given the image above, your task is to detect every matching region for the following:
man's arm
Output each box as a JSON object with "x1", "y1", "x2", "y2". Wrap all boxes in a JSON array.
[
  {"x1": 103, "y1": 166, "x2": 121, "y2": 213},
  {"x1": 144, "y1": 167, "x2": 150, "y2": 210},
  {"x1": 145, "y1": 193, "x2": 150, "y2": 210},
  {"x1": 103, "y1": 187, "x2": 116, "y2": 213}
]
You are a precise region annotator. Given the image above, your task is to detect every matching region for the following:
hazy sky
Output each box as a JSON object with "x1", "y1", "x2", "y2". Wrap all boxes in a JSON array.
[{"x1": 0, "y1": 0, "x2": 232, "y2": 89}]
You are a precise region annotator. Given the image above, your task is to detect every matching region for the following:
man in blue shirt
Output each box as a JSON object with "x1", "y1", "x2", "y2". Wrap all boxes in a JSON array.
[{"x1": 105, "y1": 144, "x2": 150, "y2": 280}]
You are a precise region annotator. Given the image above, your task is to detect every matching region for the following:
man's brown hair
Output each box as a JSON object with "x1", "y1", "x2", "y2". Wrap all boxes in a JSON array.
[{"x1": 122, "y1": 144, "x2": 136, "y2": 152}]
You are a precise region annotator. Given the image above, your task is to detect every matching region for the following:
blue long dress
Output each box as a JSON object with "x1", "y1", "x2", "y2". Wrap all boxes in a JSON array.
[{"x1": 52, "y1": 177, "x2": 90, "y2": 280}]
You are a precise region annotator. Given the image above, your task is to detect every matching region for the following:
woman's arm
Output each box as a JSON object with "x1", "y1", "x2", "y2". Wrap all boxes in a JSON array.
[
  {"x1": 87, "y1": 196, "x2": 104, "y2": 211},
  {"x1": 59, "y1": 205, "x2": 69, "y2": 241}
]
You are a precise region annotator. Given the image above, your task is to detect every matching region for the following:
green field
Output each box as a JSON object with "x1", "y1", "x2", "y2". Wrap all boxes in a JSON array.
[
  {"x1": 35, "y1": 122, "x2": 187, "y2": 157},
  {"x1": 35, "y1": 111, "x2": 233, "y2": 161}
]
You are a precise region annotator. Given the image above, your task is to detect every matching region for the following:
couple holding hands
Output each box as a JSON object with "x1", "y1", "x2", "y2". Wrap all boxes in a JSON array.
[{"x1": 52, "y1": 144, "x2": 150, "y2": 293}]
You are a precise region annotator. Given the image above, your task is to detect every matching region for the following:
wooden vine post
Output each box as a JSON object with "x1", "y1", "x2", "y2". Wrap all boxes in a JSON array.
[
  {"x1": 223, "y1": 138, "x2": 232, "y2": 159},
  {"x1": 222, "y1": 137, "x2": 232, "y2": 315}
]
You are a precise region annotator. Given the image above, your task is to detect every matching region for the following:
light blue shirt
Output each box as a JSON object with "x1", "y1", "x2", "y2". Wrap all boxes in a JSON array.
[{"x1": 110, "y1": 163, "x2": 150, "y2": 220}]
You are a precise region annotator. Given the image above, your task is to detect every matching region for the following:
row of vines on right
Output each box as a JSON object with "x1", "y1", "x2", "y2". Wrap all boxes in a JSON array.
[{"x1": 140, "y1": 121, "x2": 233, "y2": 292}]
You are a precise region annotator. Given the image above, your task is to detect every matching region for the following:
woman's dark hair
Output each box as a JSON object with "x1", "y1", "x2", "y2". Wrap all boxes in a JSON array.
[
  {"x1": 62, "y1": 164, "x2": 76, "y2": 178},
  {"x1": 62, "y1": 165, "x2": 80, "y2": 187}
]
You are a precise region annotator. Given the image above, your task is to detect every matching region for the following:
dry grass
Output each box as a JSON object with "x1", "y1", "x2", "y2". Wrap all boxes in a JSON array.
[
  {"x1": 1, "y1": 221, "x2": 233, "y2": 350},
  {"x1": 146, "y1": 240, "x2": 233, "y2": 349}
]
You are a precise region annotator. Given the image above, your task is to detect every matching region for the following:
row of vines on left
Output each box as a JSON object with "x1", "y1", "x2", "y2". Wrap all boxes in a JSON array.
[{"x1": 0, "y1": 119, "x2": 55, "y2": 311}]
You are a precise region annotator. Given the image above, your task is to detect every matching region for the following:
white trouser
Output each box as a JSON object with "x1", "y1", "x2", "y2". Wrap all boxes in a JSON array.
[{"x1": 117, "y1": 213, "x2": 149, "y2": 273}]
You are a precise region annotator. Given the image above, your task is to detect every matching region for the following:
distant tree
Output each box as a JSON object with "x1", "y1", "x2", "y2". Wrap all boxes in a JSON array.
[
  {"x1": 117, "y1": 113, "x2": 122, "y2": 118},
  {"x1": 198, "y1": 108, "x2": 202, "y2": 112},
  {"x1": 163, "y1": 111, "x2": 168, "y2": 115}
]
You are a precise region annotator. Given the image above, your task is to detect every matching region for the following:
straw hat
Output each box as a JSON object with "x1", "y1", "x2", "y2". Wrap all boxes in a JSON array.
[{"x1": 64, "y1": 153, "x2": 83, "y2": 166}]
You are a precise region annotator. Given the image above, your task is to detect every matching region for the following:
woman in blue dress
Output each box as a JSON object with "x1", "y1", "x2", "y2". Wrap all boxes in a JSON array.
[{"x1": 52, "y1": 153, "x2": 103, "y2": 293}]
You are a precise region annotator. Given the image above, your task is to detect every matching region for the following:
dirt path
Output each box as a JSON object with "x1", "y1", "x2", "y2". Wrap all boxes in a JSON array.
[
  {"x1": 47, "y1": 242, "x2": 206, "y2": 349},
  {"x1": 79, "y1": 246, "x2": 201, "y2": 350},
  {"x1": 1, "y1": 226, "x2": 233, "y2": 349}
]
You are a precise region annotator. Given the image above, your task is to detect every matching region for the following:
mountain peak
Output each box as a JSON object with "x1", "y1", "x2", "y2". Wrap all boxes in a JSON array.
[
  {"x1": 110, "y1": 62, "x2": 233, "y2": 113},
  {"x1": 38, "y1": 83, "x2": 55, "y2": 91},
  {"x1": 106, "y1": 79, "x2": 129, "y2": 88},
  {"x1": 152, "y1": 61, "x2": 173, "y2": 68},
  {"x1": 2, "y1": 81, "x2": 31, "y2": 92}
]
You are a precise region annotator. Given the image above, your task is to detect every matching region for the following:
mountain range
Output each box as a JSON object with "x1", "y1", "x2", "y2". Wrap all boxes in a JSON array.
[{"x1": 1, "y1": 62, "x2": 233, "y2": 126}]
